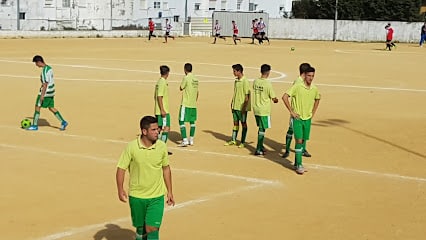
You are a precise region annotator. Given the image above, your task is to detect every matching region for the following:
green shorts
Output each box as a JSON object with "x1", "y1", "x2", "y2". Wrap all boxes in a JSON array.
[
  {"x1": 156, "y1": 114, "x2": 171, "y2": 127},
  {"x1": 179, "y1": 106, "x2": 197, "y2": 122},
  {"x1": 293, "y1": 118, "x2": 312, "y2": 140},
  {"x1": 129, "y1": 195, "x2": 165, "y2": 228},
  {"x1": 35, "y1": 95, "x2": 54, "y2": 108},
  {"x1": 255, "y1": 115, "x2": 271, "y2": 129},
  {"x1": 232, "y1": 110, "x2": 247, "y2": 123}
]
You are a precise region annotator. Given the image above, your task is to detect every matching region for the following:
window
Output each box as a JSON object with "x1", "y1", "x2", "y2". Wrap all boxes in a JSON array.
[
  {"x1": 63, "y1": 0, "x2": 70, "y2": 8},
  {"x1": 45, "y1": 0, "x2": 53, "y2": 6},
  {"x1": 221, "y1": 0, "x2": 226, "y2": 10},
  {"x1": 194, "y1": 3, "x2": 200, "y2": 10},
  {"x1": 249, "y1": 3, "x2": 256, "y2": 11},
  {"x1": 237, "y1": 3, "x2": 241, "y2": 10},
  {"x1": 163, "y1": 2, "x2": 168, "y2": 9},
  {"x1": 209, "y1": 0, "x2": 215, "y2": 10},
  {"x1": 140, "y1": 0, "x2": 147, "y2": 9},
  {"x1": 174, "y1": 15, "x2": 179, "y2": 22},
  {"x1": 19, "y1": 12, "x2": 25, "y2": 20},
  {"x1": 1, "y1": 0, "x2": 8, "y2": 6},
  {"x1": 154, "y1": 1, "x2": 160, "y2": 9}
]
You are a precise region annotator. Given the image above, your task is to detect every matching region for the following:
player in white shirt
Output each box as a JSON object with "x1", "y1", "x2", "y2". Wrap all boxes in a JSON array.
[
  {"x1": 212, "y1": 20, "x2": 226, "y2": 44},
  {"x1": 257, "y1": 18, "x2": 270, "y2": 44},
  {"x1": 164, "y1": 18, "x2": 175, "y2": 43}
]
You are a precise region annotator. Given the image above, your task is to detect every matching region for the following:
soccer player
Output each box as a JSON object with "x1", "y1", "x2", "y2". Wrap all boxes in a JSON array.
[
  {"x1": 251, "y1": 19, "x2": 260, "y2": 44},
  {"x1": 224, "y1": 64, "x2": 251, "y2": 148},
  {"x1": 257, "y1": 18, "x2": 270, "y2": 44},
  {"x1": 282, "y1": 63, "x2": 312, "y2": 158},
  {"x1": 282, "y1": 66, "x2": 321, "y2": 175},
  {"x1": 420, "y1": 22, "x2": 426, "y2": 47},
  {"x1": 232, "y1": 20, "x2": 241, "y2": 45},
  {"x1": 253, "y1": 64, "x2": 278, "y2": 156},
  {"x1": 212, "y1": 20, "x2": 226, "y2": 44},
  {"x1": 27, "y1": 55, "x2": 68, "y2": 131},
  {"x1": 178, "y1": 63, "x2": 199, "y2": 147},
  {"x1": 164, "y1": 19, "x2": 175, "y2": 43},
  {"x1": 155, "y1": 66, "x2": 172, "y2": 155},
  {"x1": 148, "y1": 18, "x2": 156, "y2": 40},
  {"x1": 385, "y1": 23, "x2": 396, "y2": 51},
  {"x1": 116, "y1": 115, "x2": 175, "y2": 240}
]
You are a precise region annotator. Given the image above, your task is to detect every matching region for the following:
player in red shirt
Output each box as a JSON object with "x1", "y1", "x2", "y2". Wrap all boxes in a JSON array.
[
  {"x1": 148, "y1": 18, "x2": 156, "y2": 40},
  {"x1": 232, "y1": 20, "x2": 241, "y2": 45},
  {"x1": 251, "y1": 19, "x2": 260, "y2": 44},
  {"x1": 385, "y1": 23, "x2": 396, "y2": 51}
]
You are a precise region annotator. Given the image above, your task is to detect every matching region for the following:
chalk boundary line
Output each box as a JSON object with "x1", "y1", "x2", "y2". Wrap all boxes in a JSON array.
[{"x1": 1, "y1": 125, "x2": 425, "y2": 182}]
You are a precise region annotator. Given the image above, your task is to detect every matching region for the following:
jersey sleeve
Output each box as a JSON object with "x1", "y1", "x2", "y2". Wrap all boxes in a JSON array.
[
  {"x1": 42, "y1": 67, "x2": 53, "y2": 84},
  {"x1": 286, "y1": 84, "x2": 297, "y2": 97},
  {"x1": 315, "y1": 88, "x2": 321, "y2": 100},
  {"x1": 161, "y1": 143, "x2": 170, "y2": 167},
  {"x1": 268, "y1": 82, "x2": 276, "y2": 99},
  {"x1": 117, "y1": 143, "x2": 132, "y2": 170},
  {"x1": 243, "y1": 79, "x2": 250, "y2": 95}
]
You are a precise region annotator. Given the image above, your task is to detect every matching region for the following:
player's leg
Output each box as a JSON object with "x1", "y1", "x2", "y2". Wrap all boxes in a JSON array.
[
  {"x1": 293, "y1": 118, "x2": 305, "y2": 174},
  {"x1": 233, "y1": 35, "x2": 237, "y2": 45},
  {"x1": 28, "y1": 95, "x2": 43, "y2": 130},
  {"x1": 255, "y1": 116, "x2": 270, "y2": 155},
  {"x1": 225, "y1": 110, "x2": 239, "y2": 146},
  {"x1": 149, "y1": 31, "x2": 152, "y2": 40},
  {"x1": 213, "y1": 34, "x2": 217, "y2": 44},
  {"x1": 145, "y1": 196, "x2": 164, "y2": 240},
  {"x1": 188, "y1": 108, "x2": 197, "y2": 145},
  {"x1": 129, "y1": 196, "x2": 148, "y2": 240},
  {"x1": 302, "y1": 119, "x2": 312, "y2": 158},
  {"x1": 283, "y1": 117, "x2": 293, "y2": 158},
  {"x1": 251, "y1": 34, "x2": 255, "y2": 44},
  {"x1": 157, "y1": 114, "x2": 170, "y2": 142},
  {"x1": 178, "y1": 106, "x2": 188, "y2": 146},
  {"x1": 238, "y1": 112, "x2": 248, "y2": 148}
]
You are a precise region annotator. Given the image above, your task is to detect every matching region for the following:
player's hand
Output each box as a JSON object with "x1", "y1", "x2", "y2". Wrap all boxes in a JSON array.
[
  {"x1": 166, "y1": 192, "x2": 175, "y2": 206},
  {"x1": 290, "y1": 111, "x2": 300, "y2": 119},
  {"x1": 161, "y1": 110, "x2": 166, "y2": 118},
  {"x1": 118, "y1": 189, "x2": 128, "y2": 203},
  {"x1": 272, "y1": 98, "x2": 279, "y2": 103},
  {"x1": 39, "y1": 98, "x2": 44, "y2": 106}
]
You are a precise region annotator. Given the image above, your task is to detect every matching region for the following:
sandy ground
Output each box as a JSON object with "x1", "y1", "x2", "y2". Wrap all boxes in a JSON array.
[{"x1": 0, "y1": 36, "x2": 425, "y2": 240}]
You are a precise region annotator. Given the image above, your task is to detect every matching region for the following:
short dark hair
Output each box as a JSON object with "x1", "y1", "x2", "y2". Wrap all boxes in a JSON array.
[
  {"x1": 260, "y1": 64, "x2": 271, "y2": 74},
  {"x1": 299, "y1": 63, "x2": 311, "y2": 74},
  {"x1": 184, "y1": 63, "x2": 192, "y2": 72},
  {"x1": 32, "y1": 55, "x2": 44, "y2": 63},
  {"x1": 140, "y1": 116, "x2": 158, "y2": 130},
  {"x1": 160, "y1": 65, "x2": 170, "y2": 75},
  {"x1": 305, "y1": 66, "x2": 316, "y2": 73},
  {"x1": 232, "y1": 64, "x2": 243, "y2": 73}
]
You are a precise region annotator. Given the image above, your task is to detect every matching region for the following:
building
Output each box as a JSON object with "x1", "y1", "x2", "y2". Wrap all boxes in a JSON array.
[{"x1": 0, "y1": 0, "x2": 294, "y2": 31}]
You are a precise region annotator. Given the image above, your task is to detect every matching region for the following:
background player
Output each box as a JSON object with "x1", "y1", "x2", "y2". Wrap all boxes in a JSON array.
[
  {"x1": 213, "y1": 20, "x2": 226, "y2": 44},
  {"x1": 164, "y1": 19, "x2": 175, "y2": 43},
  {"x1": 154, "y1": 65, "x2": 172, "y2": 155},
  {"x1": 148, "y1": 18, "x2": 156, "y2": 40},
  {"x1": 232, "y1": 20, "x2": 242, "y2": 45},
  {"x1": 385, "y1": 23, "x2": 396, "y2": 50}
]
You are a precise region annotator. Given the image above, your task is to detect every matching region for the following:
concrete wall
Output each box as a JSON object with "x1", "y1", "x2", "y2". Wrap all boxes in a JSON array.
[{"x1": 269, "y1": 19, "x2": 423, "y2": 43}]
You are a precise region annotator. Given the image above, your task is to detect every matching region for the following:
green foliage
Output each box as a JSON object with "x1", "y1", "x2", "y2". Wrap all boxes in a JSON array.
[{"x1": 292, "y1": 0, "x2": 424, "y2": 22}]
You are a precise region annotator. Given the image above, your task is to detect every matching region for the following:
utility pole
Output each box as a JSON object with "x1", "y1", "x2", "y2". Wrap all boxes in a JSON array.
[
  {"x1": 110, "y1": 0, "x2": 113, "y2": 30},
  {"x1": 333, "y1": 0, "x2": 338, "y2": 41},
  {"x1": 17, "y1": 0, "x2": 20, "y2": 30},
  {"x1": 184, "y1": 0, "x2": 188, "y2": 22}
]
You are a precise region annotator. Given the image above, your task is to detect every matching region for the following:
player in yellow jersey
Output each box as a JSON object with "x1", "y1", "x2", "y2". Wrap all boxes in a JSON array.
[
  {"x1": 178, "y1": 63, "x2": 199, "y2": 147},
  {"x1": 116, "y1": 115, "x2": 174, "y2": 240},
  {"x1": 253, "y1": 64, "x2": 278, "y2": 156},
  {"x1": 154, "y1": 65, "x2": 172, "y2": 155},
  {"x1": 282, "y1": 63, "x2": 312, "y2": 158},
  {"x1": 225, "y1": 64, "x2": 251, "y2": 148},
  {"x1": 282, "y1": 66, "x2": 321, "y2": 174}
]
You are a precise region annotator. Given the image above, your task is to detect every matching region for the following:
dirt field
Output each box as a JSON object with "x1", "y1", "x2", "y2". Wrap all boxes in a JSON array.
[{"x1": 0, "y1": 37, "x2": 425, "y2": 240}]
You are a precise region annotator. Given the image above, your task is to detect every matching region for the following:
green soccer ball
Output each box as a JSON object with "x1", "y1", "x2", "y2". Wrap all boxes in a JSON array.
[
  {"x1": 21, "y1": 119, "x2": 32, "y2": 129},
  {"x1": 291, "y1": 47, "x2": 295, "y2": 51}
]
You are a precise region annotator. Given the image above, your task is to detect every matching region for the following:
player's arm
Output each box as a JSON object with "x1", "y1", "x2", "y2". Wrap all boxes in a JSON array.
[
  {"x1": 162, "y1": 165, "x2": 175, "y2": 206},
  {"x1": 282, "y1": 93, "x2": 299, "y2": 119},
  {"x1": 157, "y1": 96, "x2": 166, "y2": 117},
  {"x1": 116, "y1": 167, "x2": 128, "y2": 203},
  {"x1": 242, "y1": 93, "x2": 250, "y2": 112},
  {"x1": 312, "y1": 99, "x2": 320, "y2": 118},
  {"x1": 39, "y1": 82, "x2": 48, "y2": 103}
]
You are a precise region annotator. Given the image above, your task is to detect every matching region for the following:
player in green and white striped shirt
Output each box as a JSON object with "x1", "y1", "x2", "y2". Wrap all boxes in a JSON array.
[{"x1": 27, "y1": 55, "x2": 68, "y2": 131}]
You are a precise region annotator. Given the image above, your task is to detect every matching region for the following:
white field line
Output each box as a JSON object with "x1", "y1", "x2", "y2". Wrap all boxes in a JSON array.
[
  {"x1": 0, "y1": 143, "x2": 279, "y2": 186},
  {"x1": 34, "y1": 183, "x2": 265, "y2": 240},
  {"x1": 1, "y1": 125, "x2": 425, "y2": 182},
  {"x1": 0, "y1": 59, "x2": 287, "y2": 81},
  {"x1": 334, "y1": 49, "x2": 421, "y2": 55}
]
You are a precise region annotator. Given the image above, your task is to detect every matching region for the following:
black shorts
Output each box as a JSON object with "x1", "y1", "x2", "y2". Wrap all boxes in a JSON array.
[
  {"x1": 215, "y1": 33, "x2": 220, "y2": 37},
  {"x1": 165, "y1": 32, "x2": 170, "y2": 36}
]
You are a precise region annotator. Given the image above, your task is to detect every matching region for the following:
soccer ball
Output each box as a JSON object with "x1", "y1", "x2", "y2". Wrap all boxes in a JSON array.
[
  {"x1": 291, "y1": 47, "x2": 295, "y2": 51},
  {"x1": 21, "y1": 119, "x2": 32, "y2": 129}
]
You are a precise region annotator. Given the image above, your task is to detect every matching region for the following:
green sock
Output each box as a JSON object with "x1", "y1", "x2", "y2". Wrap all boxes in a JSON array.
[
  {"x1": 302, "y1": 141, "x2": 307, "y2": 152},
  {"x1": 33, "y1": 111, "x2": 40, "y2": 126},
  {"x1": 147, "y1": 230, "x2": 159, "y2": 240},
  {"x1": 190, "y1": 121, "x2": 196, "y2": 137},
  {"x1": 179, "y1": 121, "x2": 187, "y2": 139},
  {"x1": 285, "y1": 127, "x2": 293, "y2": 152},
  {"x1": 232, "y1": 126, "x2": 239, "y2": 141},
  {"x1": 241, "y1": 127, "x2": 248, "y2": 143},
  {"x1": 256, "y1": 128, "x2": 265, "y2": 151},
  {"x1": 295, "y1": 143, "x2": 303, "y2": 166},
  {"x1": 54, "y1": 111, "x2": 65, "y2": 122},
  {"x1": 161, "y1": 132, "x2": 169, "y2": 142},
  {"x1": 136, "y1": 227, "x2": 147, "y2": 240}
]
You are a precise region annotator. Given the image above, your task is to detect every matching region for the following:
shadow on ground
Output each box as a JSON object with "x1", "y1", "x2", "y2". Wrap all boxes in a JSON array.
[{"x1": 93, "y1": 224, "x2": 134, "y2": 240}]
